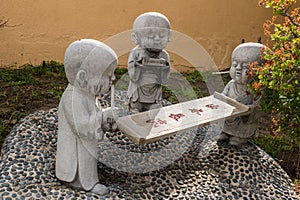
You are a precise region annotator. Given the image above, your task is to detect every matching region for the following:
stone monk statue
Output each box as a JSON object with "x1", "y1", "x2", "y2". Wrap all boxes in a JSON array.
[
  {"x1": 219, "y1": 42, "x2": 266, "y2": 145},
  {"x1": 55, "y1": 39, "x2": 117, "y2": 195},
  {"x1": 127, "y1": 12, "x2": 172, "y2": 112}
]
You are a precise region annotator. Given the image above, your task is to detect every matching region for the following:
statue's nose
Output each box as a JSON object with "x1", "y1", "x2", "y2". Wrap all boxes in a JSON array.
[{"x1": 236, "y1": 64, "x2": 242, "y2": 70}]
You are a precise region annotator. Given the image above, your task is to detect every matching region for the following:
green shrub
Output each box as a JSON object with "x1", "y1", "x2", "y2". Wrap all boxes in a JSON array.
[{"x1": 251, "y1": 0, "x2": 300, "y2": 136}]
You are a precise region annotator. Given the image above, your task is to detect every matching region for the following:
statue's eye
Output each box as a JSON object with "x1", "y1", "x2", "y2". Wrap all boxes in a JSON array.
[{"x1": 232, "y1": 61, "x2": 237, "y2": 68}]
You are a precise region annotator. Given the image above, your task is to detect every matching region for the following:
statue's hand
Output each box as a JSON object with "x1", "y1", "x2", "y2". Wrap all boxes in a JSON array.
[
  {"x1": 235, "y1": 94, "x2": 252, "y2": 105},
  {"x1": 135, "y1": 59, "x2": 143, "y2": 67},
  {"x1": 102, "y1": 107, "x2": 119, "y2": 132},
  {"x1": 137, "y1": 50, "x2": 147, "y2": 62},
  {"x1": 102, "y1": 117, "x2": 118, "y2": 132}
]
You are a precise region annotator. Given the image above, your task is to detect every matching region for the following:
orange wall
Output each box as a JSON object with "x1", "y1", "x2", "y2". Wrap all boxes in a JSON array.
[{"x1": 0, "y1": 0, "x2": 274, "y2": 70}]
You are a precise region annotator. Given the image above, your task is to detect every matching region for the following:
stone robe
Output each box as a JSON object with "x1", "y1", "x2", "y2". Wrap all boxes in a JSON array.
[
  {"x1": 55, "y1": 84, "x2": 102, "y2": 191},
  {"x1": 127, "y1": 46, "x2": 170, "y2": 104},
  {"x1": 222, "y1": 80, "x2": 260, "y2": 138}
]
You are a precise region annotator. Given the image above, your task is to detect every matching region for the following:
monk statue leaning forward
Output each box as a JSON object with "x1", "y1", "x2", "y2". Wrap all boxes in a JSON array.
[{"x1": 55, "y1": 39, "x2": 117, "y2": 195}]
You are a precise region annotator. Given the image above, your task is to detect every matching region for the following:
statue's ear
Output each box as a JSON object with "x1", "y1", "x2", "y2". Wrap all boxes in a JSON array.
[
  {"x1": 168, "y1": 30, "x2": 172, "y2": 42},
  {"x1": 131, "y1": 32, "x2": 139, "y2": 45},
  {"x1": 76, "y1": 69, "x2": 87, "y2": 88}
]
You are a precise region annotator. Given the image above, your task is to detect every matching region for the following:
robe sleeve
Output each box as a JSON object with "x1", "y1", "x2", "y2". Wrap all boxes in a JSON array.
[
  {"x1": 128, "y1": 48, "x2": 142, "y2": 82},
  {"x1": 71, "y1": 90, "x2": 102, "y2": 138},
  {"x1": 160, "y1": 50, "x2": 171, "y2": 84},
  {"x1": 222, "y1": 80, "x2": 234, "y2": 96}
]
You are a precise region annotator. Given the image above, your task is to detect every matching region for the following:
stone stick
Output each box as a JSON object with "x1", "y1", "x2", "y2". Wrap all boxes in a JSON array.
[{"x1": 111, "y1": 84, "x2": 115, "y2": 108}]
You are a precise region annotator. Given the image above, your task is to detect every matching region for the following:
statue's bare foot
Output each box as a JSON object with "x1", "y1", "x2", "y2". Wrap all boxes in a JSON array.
[{"x1": 91, "y1": 183, "x2": 108, "y2": 195}]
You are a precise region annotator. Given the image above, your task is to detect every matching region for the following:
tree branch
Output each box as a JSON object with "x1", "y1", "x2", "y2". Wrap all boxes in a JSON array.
[
  {"x1": 284, "y1": 13, "x2": 300, "y2": 27},
  {"x1": 283, "y1": 8, "x2": 300, "y2": 27},
  {"x1": 282, "y1": 8, "x2": 300, "y2": 38},
  {"x1": 287, "y1": 73, "x2": 297, "y2": 84}
]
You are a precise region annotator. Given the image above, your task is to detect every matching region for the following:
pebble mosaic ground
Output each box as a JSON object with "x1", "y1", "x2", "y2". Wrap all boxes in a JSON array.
[{"x1": 0, "y1": 91, "x2": 298, "y2": 199}]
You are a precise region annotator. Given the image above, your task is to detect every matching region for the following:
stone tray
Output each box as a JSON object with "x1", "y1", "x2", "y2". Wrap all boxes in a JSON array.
[
  {"x1": 141, "y1": 57, "x2": 168, "y2": 67},
  {"x1": 116, "y1": 92, "x2": 250, "y2": 145}
]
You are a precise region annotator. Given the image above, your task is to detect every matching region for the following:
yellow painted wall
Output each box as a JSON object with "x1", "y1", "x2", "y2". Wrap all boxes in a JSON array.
[{"x1": 1, "y1": 0, "x2": 274, "y2": 71}]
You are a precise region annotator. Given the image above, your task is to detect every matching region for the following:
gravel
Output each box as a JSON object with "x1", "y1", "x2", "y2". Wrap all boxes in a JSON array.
[{"x1": 0, "y1": 90, "x2": 298, "y2": 199}]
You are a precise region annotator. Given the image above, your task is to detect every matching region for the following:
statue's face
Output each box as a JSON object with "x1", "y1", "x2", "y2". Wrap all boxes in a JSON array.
[
  {"x1": 230, "y1": 58, "x2": 250, "y2": 85},
  {"x1": 135, "y1": 26, "x2": 171, "y2": 52},
  {"x1": 86, "y1": 62, "x2": 116, "y2": 96},
  {"x1": 98, "y1": 64, "x2": 116, "y2": 95},
  {"x1": 230, "y1": 44, "x2": 265, "y2": 85}
]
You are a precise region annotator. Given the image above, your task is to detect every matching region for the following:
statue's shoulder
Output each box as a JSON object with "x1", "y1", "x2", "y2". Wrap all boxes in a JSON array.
[
  {"x1": 222, "y1": 80, "x2": 235, "y2": 95},
  {"x1": 226, "y1": 79, "x2": 235, "y2": 85},
  {"x1": 129, "y1": 46, "x2": 144, "y2": 60},
  {"x1": 160, "y1": 50, "x2": 170, "y2": 60},
  {"x1": 130, "y1": 46, "x2": 144, "y2": 54},
  {"x1": 60, "y1": 84, "x2": 73, "y2": 102}
]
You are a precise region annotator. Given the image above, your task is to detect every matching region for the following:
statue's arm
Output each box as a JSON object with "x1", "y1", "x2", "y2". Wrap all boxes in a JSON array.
[
  {"x1": 128, "y1": 50, "x2": 142, "y2": 82},
  {"x1": 160, "y1": 50, "x2": 171, "y2": 84},
  {"x1": 222, "y1": 80, "x2": 233, "y2": 96},
  {"x1": 59, "y1": 91, "x2": 81, "y2": 137},
  {"x1": 69, "y1": 95, "x2": 102, "y2": 139}
]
